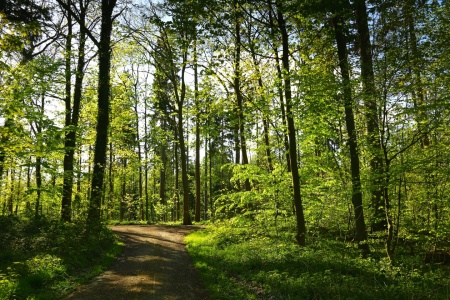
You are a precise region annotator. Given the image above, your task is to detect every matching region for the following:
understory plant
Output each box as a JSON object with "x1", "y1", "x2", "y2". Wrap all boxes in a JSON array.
[
  {"x1": 186, "y1": 220, "x2": 450, "y2": 300},
  {"x1": 0, "y1": 215, "x2": 121, "y2": 299}
]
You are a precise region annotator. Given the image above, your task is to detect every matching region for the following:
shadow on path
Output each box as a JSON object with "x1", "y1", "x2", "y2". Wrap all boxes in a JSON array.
[{"x1": 64, "y1": 225, "x2": 210, "y2": 300}]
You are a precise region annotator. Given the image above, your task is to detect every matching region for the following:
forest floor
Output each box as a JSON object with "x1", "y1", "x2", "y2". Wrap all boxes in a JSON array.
[{"x1": 64, "y1": 225, "x2": 210, "y2": 300}]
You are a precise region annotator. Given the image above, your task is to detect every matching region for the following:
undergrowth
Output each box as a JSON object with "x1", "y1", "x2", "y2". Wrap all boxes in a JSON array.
[
  {"x1": 186, "y1": 219, "x2": 450, "y2": 300},
  {"x1": 0, "y1": 215, "x2": 122, "y2": 299}
]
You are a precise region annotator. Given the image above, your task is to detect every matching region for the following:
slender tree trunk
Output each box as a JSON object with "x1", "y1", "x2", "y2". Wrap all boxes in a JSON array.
[
  {"x1": 144, "y1": 85, "x2": 149, "y2": 222},
  {"x1": 15, "y1": 166, "x2": 21, "y2": 214},
  {"x1": 108, "y1": 141, "x2": 114, "y2": 219},
  {"x1": 194, "y1": 36, "x2": 201, "y2": 222},
  {"x1": 249, "y1": 40, "x2": 273, "y2": 171},
  {"x1": 120, "y1": 157, "x2": 126, "y2": 222},
  {"x1": 170, "y1": 42, "x2": 192, "y2": 225},
  {"x1": 7, "y1": 169, "x2": 14, "y2": 215},
  {"x1": 62, "y1": 1, "x2": 86, "y2": 222},
  {"x1": 333, "y1": 14, "x2": 370, "y2": 256},
  {"x1": 35, "y1": 157, "x2": 42, "y2": 219},
  {"x1": 137, "y1": 135, "x2": 143, "y2": 221},
  {"x1": 268, "y1": 0, "x2": 290, "y2": 172},
  {"x1": 383, "y1": 162, "x2": 394, "y2": 261},
  {"x1": 209, "y1": 135, "x2": 213, "y2": 215},
  {"x1": 87, "y1": 0, "x2": 117, "y2": 226},
  {"x1": 0, "y1": 119, "x2": 13, "y2": 182},
  {"x1": 174, "y1": 132, "x2": 180, "y2": 221},
  {"x1": 405, "y1": 1, "x2": 430, "y2": 147},
  {"x1": 276, "y1": 1, "x2": 306, "y2": 245},
  {"x1": 61, "y1": 0, "x2": 73, "y2": 221},
  {"x1": 234, "y1": 122, "x2": 240, "y2": 165},
  {"x1": 354, "y1": 0, "x2": 386, "y2": 232},
  {"x1": 160, "y1": 136, "x2": 167, "y2": 220},
  {"x1": 178, "y1": 108, "x2": 192, "y2": 225},
  {"x1": 204, "y1": 130, "x2": 208, "y2": 220},
  {"x1": 234, "y1": 0, "x2": 251, "y2": 192},
  {"x1": 131, "y1": 71, "x2": 144, "y2": 221}
]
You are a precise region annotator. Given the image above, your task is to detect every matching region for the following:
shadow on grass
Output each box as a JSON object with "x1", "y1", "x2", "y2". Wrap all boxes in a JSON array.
[{"x1": 187, "y1": 228, "x2": 450, "y2": 300}]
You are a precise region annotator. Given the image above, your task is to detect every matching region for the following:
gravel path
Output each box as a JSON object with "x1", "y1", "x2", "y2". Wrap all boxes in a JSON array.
[{"x1": 64, "y1": 225, "x2": 210, "y2": 300}]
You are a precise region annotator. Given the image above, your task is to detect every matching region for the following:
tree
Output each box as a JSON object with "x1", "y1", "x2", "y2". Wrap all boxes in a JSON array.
[
  {"x1": 275, "y1": 0, "x2": 306, "y2": 245},
  {"x1": 61, "y1": 0, "x2": 89, "y2": 222},
  {"x1": 233, "y1": 0, "x2": 251, "y2": 192},
  {"x1": 86, "y1": 0, "x2": 118, "y2": 226},
  {"x1": 332, "y1": 11, "x2": 370, "y2": 255},
  {"x1": 353, "y1": 0, "x2": 386, "y2": 232}
]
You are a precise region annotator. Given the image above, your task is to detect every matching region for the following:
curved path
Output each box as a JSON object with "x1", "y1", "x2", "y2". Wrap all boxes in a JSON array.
[{"x1": 65, "y1": 225, "x2": 210, "y2": 300}]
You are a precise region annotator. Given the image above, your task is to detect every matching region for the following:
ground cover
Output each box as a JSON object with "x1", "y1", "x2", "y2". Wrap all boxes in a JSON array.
[
  {"x1": 185, "y1": 219, "x2": 450, "y2": 299},
  {"x1": 0, "y1": 216, "x2": 121, "y2": 299}
]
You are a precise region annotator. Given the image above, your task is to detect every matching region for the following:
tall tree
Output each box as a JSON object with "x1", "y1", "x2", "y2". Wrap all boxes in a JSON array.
[
  {"x1": 354, "y1": 0, "x2": 386, "y2": 231},
  {"x1": 275, "y1": 0, "x2": 306, "y2": 245},
  {"x1": 194, "y1": 34, "x2": 202, "y2": 222},
  {"x1": 61, "y1": 0, "x2": 88, "y2": 222},
  {"x1": 233, "y1": 0, "x2": 251, "y2": 192},
  {"x1": 87, "y1": 0, "x2": 118, "y2": 225},
  {"x1": 332, "y1": 12, "x2": 370, "y2": 255}
]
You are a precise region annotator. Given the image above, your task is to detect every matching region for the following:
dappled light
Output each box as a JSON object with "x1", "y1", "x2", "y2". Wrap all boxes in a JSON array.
[
  {"x1": 65, "y1": 225, "x2": 209, "y2": 300},
  {"x1": 1, "y1": 0, "x2": 450, "y2": 298}
]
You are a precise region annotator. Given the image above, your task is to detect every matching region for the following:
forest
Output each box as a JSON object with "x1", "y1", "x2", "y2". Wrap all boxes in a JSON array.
[{"x1": 1, "y1": 0, "x2": 449, "y2": 299}]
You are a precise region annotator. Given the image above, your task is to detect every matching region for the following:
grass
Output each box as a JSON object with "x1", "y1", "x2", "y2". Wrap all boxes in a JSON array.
[
  {"x1": 185, "y1": 220, "x2": 450, "y2": 300},
  {"x1": 0, "y1": 215, "x2": 123, "y2": 299}
]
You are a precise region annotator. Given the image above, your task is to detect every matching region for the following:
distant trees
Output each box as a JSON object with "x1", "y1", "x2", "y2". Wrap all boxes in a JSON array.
[{"x1": 1, "y1": 0, "x2": 450, "y2": 258}]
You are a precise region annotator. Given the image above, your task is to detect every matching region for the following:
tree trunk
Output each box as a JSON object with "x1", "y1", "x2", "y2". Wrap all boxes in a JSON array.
[
  {"x1": 174, "y1": 130, "x2": 180, "y2": 221},
  {"x1": 354, "y1": 0, "x2": 386, "y2": 232},
  {"x1": 144, "y1": 84, "x2": 149, "y2": 222},
  {"x1": 194, "y1": 36, "x2": 201, "y2": 222},
  {"x1": 108, "y1": 141, "x2": 114, "y2": 220},
  {"x1": 234, "y1": 0, "x2": 251, "y2": 192},
  {"x1": 87, "y1": 0, "x2": 117, "y2": 226},
  {"x1": 405, "y1": 1, "x2": 430, "y2": 147},
  {"x1": 268, "y1": 0, "x2": 290, "y2": 173},
  {"x1": 61, "y1": 0, "x2": 86, "y2": 222},
  {"x1": 0, "y1": 119, "x2": 13, "y2": 182},
  {"x1": 178, "y1": 108, "x2": 192, "y2": 225},
  {"x1": 276, "y1": 1, "x2": 306, "y2": 245},
  {"x1": 333, "y1": 14, "x2": 370, "y2": 256},
  {"x1": 7, "y1": 169, "x2": 15, "y2": 215},
  {"x1": 120, "y1": 158, "x2": 127, "y2": 222},
  {"x1": 160, "y1": 134, "x2": 167, "y2": 220},
  {"x1": 130, "y1": 68, "x2": 144, "y2": 221},
  {"x1": 204, "y1": 129, "x2": 208, "y2": 220}
]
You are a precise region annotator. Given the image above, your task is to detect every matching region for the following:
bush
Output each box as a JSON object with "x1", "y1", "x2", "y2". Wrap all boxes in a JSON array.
[{"x1": 0, "y1": 217, "x2": 121, "y2": 299}]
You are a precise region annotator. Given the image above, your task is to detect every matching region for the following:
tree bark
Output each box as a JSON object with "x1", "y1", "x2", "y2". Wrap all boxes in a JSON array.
[
  {"x1": 405, "y1": 0, "x2": 430, "y2": 147},
  {"x1": 87, "y1": 0, "x2": 117, "y2": 226},
  {"x1": 354, "y1": 0, "x2": 386, "y2": 231},
  {"x1": 276, "y1": 1, "x2": 306, "y2": 245},
  {"x1": 194, "y1": 36, "x2": 201, "y2": 222},
  {"x1": 61, "y1": 0, "x2": 86, "y2": 222},
  {"x1": 333, "y1": 14, "x2": 370, "y2": 256},
  {"x1": 251, "y1": 48, "x2": 273, "y2": 172},
  {"x1": 234, "y1": 0, "x2": 251, "y2": 192},
  {"x1": 160, "y1": 127, "x2": 167, "y2": 220},
  {"x1": 268, "y1": 0, "x2": 290, "y2": 173},
  {"x1": 174, "y1": 127, "x2": 180, "y2": 221}
]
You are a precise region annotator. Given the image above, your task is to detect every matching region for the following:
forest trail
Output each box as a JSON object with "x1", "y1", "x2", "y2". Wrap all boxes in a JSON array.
[{"x1": 64, "y1": 225, "x2": 210, "y2": 300}]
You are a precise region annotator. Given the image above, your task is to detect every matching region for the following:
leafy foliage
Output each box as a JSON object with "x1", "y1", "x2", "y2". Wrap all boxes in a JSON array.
[
  {"x1": 186, "y1": 222, "x2": 450, "y2": 299},
  {"x1": 0, "y1": 216, "x2": 121, "y2": 299}
]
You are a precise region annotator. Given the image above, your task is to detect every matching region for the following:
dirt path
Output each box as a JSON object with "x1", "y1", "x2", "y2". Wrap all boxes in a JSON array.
[{"x1": 64, "y1": 225, "x2": 210, "y2": 300}]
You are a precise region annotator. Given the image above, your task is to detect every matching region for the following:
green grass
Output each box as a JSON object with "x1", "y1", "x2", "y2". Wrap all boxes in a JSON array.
[
  {"x1": 0, "y1": 216, "x2": 123, "y2": 299},
  {"x1": 186, "y1": 221, "x2": 450, "y2": 300}
]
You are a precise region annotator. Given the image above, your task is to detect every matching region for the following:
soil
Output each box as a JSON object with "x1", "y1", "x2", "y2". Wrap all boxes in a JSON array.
[{"x1": 64, "y1": 225, "x2": 211, "y2": 300}]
